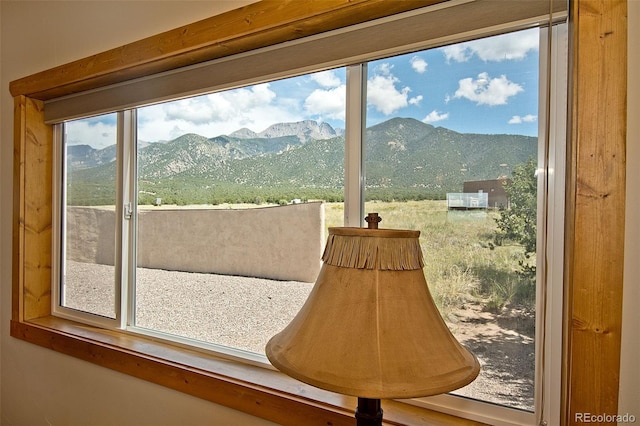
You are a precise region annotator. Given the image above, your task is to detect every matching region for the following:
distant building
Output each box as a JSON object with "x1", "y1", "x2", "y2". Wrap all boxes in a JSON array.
[
  {"x1": 463, "y1": 178, "x2": 511, "y2": 209},
  {"x1": 446, "y1": 192, "x2": 489, "y2": 210}
]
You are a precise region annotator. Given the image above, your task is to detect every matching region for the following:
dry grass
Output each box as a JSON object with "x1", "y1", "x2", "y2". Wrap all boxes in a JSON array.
[{"x1": 325, "y1": 200, "x2": 533, "y2": 316}]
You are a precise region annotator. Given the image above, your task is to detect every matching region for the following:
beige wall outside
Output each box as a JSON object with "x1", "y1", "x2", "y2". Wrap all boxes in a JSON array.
[{"x1": 67, "y1": 203, "x2": 324, "y2": 283}]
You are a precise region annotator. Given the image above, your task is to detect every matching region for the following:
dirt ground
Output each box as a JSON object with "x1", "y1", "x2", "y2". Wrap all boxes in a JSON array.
[{"x1": 446, "y1": 300, "x2": 536, "y2": 411}]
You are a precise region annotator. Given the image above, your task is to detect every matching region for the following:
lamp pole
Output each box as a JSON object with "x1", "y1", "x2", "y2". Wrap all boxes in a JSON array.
[
  {"x1": 364, "y1": 212, "x2": 381, "y2": 229},
  {"x1": 354, "y1": 214, "x2": 384, "y2": 426},
  {"x1": 355, "y1": 398, "x2": 383, "y2": 426}
]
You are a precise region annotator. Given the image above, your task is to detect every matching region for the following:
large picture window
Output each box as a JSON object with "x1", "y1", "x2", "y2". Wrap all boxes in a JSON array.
[
  {"x1": 53, "y1": 21, "x2": 567, "y2": 425},
  {"x1": 133, "y1": 72, "x2": 346, "y2": 355}
]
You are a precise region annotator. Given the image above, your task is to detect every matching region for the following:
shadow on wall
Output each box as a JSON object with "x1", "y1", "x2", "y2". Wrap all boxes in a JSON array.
[{"x1": 65, "y1": 202, "x2": 325, "y2": 283}]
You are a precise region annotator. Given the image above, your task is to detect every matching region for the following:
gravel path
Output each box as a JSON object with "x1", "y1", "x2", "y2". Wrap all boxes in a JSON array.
[
  {"x1": 135, "y1": 267, "x2": 312, "y2": 352},
  {"x1": 64, "y1": 261, "x2": 313, "y2": 353}
]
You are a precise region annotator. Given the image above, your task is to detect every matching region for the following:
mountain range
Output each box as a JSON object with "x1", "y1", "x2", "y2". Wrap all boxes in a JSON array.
[{"x1": 68, "y1": 118, "x2": 536, "y2": 205}]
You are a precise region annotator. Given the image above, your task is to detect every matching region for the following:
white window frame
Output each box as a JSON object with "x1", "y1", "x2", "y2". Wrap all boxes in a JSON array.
[
  {"x1": 52, "y1": 117, "x2": 123, "y2": 329},
  {"x1": 51, "y1": 17, "x2": 568, "y2": 426}
]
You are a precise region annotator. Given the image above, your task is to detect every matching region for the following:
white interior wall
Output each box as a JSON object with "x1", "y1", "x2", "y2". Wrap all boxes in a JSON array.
[{"x1": 0, "y1": 2, "x2": 276, "y2": 425}]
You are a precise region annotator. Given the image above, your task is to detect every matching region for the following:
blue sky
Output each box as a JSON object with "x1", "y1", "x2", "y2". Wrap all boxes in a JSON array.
[{"x1": 67, "y1": 28, "x2": 540, "y2": 149}]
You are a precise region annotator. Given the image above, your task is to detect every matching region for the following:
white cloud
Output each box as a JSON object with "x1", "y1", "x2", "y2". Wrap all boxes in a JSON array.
[
  {"x1": 163, "y1": 97, "x2": 224, "y2": 125},
  {"x1": 304, "y1": 84, "x2": 346, "y2": 120},
  {"x1": 410, "y1": 56, "x2": 428, "y2": 73},
  {"x1": 441, "y1": 44, "x2": 472, "y2": 63},
  {"x1": 409, "y1": 95, "x2": 423, "y2": 106},
  {"x1": 375, "y1": 62, "x2": 394, "y2": 76},
  {"x1": 162, "y1": 84, "x2": 277, "y2": 125},
  {"x1": 453, "y1": 72, "x2": 523, "y2": 106},
  {"x1": 509, "y1": 114, "x2": 537, "y2": 124},
  {"x1": 65, "y1": 119, "x2": 117, "y2": 149},
  {"x1": 137, "y1": 83, "x2": 305, "y2": 141},
  {"x1": 309, "y1": 70, "x2": 342, "y2": 88},
  {"x1": 442, "y1": 28, "x2": 538, "y2": 63},
  {"x1": 422, "y1": 110, "x2": 449, "y2": 123},
  {"x1": 367, "y1": 65, "x2": 412, "y2": 115}
]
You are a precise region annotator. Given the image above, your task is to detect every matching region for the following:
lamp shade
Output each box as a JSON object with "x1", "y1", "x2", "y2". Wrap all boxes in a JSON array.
[{"x1": 266, "y1": 227, "x2": 480, "y2": 399}]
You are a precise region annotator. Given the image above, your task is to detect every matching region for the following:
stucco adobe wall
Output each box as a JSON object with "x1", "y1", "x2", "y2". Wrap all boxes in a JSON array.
[{"x1": 66, "y1": 202, "x2": 324, "y2": 283}]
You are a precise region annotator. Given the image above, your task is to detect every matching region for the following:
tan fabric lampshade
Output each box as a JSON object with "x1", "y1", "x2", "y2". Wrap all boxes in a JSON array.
[{"x1": 266, "y1": 227, "x2": 480, "y2": 399}]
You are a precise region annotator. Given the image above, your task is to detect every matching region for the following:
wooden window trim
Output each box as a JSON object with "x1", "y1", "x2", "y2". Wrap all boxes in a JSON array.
[
  {"x1": 563, "y1": 0, "x2": 627, "y2": 421},
  {"x1": 10, "y1": 0, "x2": 628, "y2": 424}
]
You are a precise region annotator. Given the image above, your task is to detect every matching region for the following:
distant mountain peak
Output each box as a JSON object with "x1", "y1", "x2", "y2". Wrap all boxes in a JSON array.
[
  {"x1": 246, "y1": 120, "x2": 339, "y2": 143},
  {"x1": 229, "y1": 128, "x2": 259, "y2": 139},
  {"x1": 170, "y1": 133, "x2": 210, "y2": 144},
  {"x1": 369, "y1": 116, "x2": 434, "y2": 131}
]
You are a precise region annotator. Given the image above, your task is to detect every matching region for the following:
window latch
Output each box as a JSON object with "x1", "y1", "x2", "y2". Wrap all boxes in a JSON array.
[{"x1": 124, "y1": 202, "x2": 133, "y2": 220}]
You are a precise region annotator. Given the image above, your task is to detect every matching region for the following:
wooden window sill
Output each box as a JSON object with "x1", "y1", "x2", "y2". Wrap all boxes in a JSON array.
[{"x1": 10, "y1": 316, "x2": 486, "y2": 425}]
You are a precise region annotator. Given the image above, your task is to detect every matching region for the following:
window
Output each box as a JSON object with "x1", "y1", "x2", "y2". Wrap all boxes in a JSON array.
[
  {"x1": 133, "y1": 73, "x2": 346, "y2": 355},
  {"x1": 59, "y1": 113, "x2": 119, "y2": 322},
  {"x1": 56, "y1": 70, "x2": 348, "y2": 359},
  {"x1": 52, "y1": 19, "x2": 568, "y2": 424},
  {"x1": 363, "y1": 28, "x2": 544, "y2": 413}
]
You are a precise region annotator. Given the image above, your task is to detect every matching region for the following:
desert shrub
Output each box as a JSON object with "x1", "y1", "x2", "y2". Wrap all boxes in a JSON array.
[{"x1": 492, "y1": 158, "x2": 537, "y2": 281}]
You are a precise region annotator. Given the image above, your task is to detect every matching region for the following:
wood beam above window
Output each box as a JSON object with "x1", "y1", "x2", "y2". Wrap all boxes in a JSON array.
[{"x1": 9, "y1": 0, "x2": 441, "y2": 101}]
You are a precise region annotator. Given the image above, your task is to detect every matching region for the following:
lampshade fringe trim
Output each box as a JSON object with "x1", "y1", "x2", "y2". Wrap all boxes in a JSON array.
[{"x1": 322, "y1": 234, "x2": 424, "y2": 270}]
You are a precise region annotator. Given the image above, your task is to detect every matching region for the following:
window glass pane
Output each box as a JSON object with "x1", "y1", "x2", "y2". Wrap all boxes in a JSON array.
[
  {"x1": 134, "y1": 69, "x2": 346, "y2": 354},
  {"x1": 364, "y1": 29, "x2": 539, "y2": 411},
  {"x1": 62, "y1": 113, "x2": 119, "y2": 319}
]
